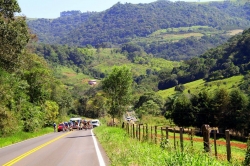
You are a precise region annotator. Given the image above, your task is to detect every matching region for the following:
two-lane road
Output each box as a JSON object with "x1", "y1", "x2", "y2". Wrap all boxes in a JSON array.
[{"x1": 0, "y1": 129, "x2": 110, "y2": 166}]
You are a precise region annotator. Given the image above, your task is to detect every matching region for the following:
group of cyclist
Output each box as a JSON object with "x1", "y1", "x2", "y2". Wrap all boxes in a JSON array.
[
  {"x1": 82, "y1": 119, "x2": 93, "y2": 130},
  {"x1": 53, "y1": 119, "x2": 93, "y2": 132}
]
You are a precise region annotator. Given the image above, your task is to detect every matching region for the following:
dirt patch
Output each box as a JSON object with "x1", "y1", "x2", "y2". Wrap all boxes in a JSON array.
[
  {"x1": 63, "y1": 72, "x2": 76, "y2": 77},
  {"x1": 167, "y1": 135, "x2": 247, "y2": 149},
  {"x1": 163, "y1": 33, "x2": 203, "y2": 38},
  {"x1": 227, "y1": 29, "x2": 243, "y2": 36}
]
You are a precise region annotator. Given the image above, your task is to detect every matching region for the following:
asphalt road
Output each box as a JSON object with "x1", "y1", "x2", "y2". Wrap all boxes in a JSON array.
[{"x1": 0, "y1": 129, "x2": 110, "y2": 166}]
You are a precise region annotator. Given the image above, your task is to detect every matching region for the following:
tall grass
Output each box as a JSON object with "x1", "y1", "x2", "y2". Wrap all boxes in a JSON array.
[
  {"x1": 0, "y1": 127, "x2": 53, "y2": 148},
  {"x1": 94, "y1": 126, "x2": 242, "y2": 166}
]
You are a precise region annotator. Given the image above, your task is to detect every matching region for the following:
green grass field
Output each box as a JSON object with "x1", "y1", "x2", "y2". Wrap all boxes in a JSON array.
[
  {"x1": 94, "y1": 126, "x2": 244, "y2": 165},
  {"x1": 53, "y1": 65, "x2": 95, "y2": 90},
  {"x1": 130, "y1": 26, "x2": 243, "y2": 44},
  {"x1": 157, "y1": 75, "x2": 244, "y2": 99},
  {"x1": 88, "y1": 48, "x2": 181, "y2": 76},
  {"x1": 0, "y1": 128, "x2": 53, "y2": 148}
]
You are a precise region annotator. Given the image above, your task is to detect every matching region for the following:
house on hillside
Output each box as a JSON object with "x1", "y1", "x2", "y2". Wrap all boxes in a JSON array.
[{"x1": 88, "y1": 80, "x2": 97, "y2": 85}]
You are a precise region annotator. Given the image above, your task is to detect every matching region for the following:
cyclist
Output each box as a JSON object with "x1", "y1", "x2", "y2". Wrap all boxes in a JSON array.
[
  {"x1": 53, "y1": 123, "x2": 56, "y2": 132},
  {"x1": 83, "y1": 119, "x2": 87, "y2": 130}
]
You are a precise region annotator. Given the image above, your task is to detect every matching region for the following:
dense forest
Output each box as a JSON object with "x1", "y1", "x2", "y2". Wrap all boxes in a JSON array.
[
  {"x1": 0, "y1": 1, "x2": 73, "y2": 136},
  {"x1": 27, "y1": 1, "x2": 250, "y2": 46}
]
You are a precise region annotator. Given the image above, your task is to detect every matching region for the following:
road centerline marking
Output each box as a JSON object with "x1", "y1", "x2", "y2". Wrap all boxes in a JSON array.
[{"x1": 3, "y1": 132, "x2": 71, "y2": 166}]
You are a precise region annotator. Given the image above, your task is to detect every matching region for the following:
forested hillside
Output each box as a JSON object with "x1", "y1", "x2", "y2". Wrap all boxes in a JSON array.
[
  {"x1": 26, "y1": 1, "x2": 250, "y2": 61},
  {"x1": 27, "y1": 1, "x2": 250, "y2": 46},
  {"x1": 26, "y1": 12, "x2": 96, "y2": 44},
  {"x1": 31, "y1": 43, "x2": 180, "y2": 93},
  {"x1": 158, "y1": 27, "x2": 250, "y2": 90}
]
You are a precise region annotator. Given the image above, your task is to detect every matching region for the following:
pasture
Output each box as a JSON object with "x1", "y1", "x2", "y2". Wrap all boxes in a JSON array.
[
  {"x1": 130, "y1": 26, "x2": 243, "y2": 44},
  {"x1": 53, "y1": 65, "x2": 94, "y2": 90},
  {"x1": 94, "y1": 126, "x2": 244, "y2": 165},
  {"x1": 157, "y1": 75, "x2": 244, "y2": 99},
  {"x1": 87, "y1": 48, "x2": 180, "y2": 76}
]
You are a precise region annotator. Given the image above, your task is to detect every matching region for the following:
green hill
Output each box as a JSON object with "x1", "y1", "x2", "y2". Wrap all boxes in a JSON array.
[
  {"x1": 59, "y1": 1, "x2": 250, "y2": 46},
  {"x1": 158, "y1": 27, "x2": 250, "y2": 90},
  {"x1": 26, "y1": 1, "x2": 250, "y2": 61},
  {"x1": 32, "y1": 43, "x2": 181, "y2": 93},
  {"x1": 157, "y1": 75, "x2": 244, "y2": 99}
]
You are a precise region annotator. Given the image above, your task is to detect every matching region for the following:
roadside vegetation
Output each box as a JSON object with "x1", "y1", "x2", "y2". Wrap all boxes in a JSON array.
[
  {"x1": 0, "y1": 128, "x2": 53, "y2": 148},
  {"x1": 94, "y1": 126, "x2": 243, "y2": 166}
]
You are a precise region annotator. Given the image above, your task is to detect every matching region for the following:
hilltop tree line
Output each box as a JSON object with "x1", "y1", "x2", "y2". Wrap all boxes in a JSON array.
[
  {"x1": 27, "y1": 12, "x2": 96, "y2": 44},
  {"x1": 60, "y1": 1, "x2": 250, "y2": 46},
  {"x1": 27, "y1": 1, "x2": 250, "y2": 47}
]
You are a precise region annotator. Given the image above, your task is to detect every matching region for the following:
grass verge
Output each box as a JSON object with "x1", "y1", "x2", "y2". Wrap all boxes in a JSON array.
[
  {"x1": 94, "y1": 126, "x2": 243, "y2": 166},
  {"x1": 0, "y1": 127, "x2": 53, "y2": 148}
]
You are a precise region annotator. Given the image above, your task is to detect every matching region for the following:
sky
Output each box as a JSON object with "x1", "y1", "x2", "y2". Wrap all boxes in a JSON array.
[{"x1": 17, "y1": 0, "x2": 157, "y2": 19}]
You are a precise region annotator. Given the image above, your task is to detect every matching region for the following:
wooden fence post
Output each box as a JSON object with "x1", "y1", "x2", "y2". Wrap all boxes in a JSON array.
[
  {"x1": 155, "y1": 126, "x2": 157, "y2": 144},
  {"x1": 166, "y1": 127, "x2": 169, "y2": 140},
  {"x1": 190, "y1": 128, "x2": 193, "y2": 147},
  {"x1": 202, "y1": 124, "x2": 211, "y2": 153},
  {"x1": 131, "y1": 124, "x2": 133, "y2": 137},
  {"x1": 213, "y1": 129, "x2": 218, "y2": 159},
  {"x1": 151, "y1": 126, "x2": 153, "y2": 143},
  {"x1": 136, "y1": 124, "x2": 138, "y2": 139},
  {"x1": 146, "y1": 124, "x2": 148, "y2": 141},
  {"x1": 127, "y1": 123, "x2": 129, "y2": 134},
  {"x1": 161, "y1": 127, "x2": 163, "y2": 142},
  {"x1": 180, "y1": 127, "x2": 184, "y2": 152},
  {"x1": 125, "y1": 123, "x2": 127, "y2": 132},
  {"x1": 143, "y1": 125, "x2": 145, "y2": 141},
  {"x1": 133, "y1": 124, "x2": 135, "y2": 138},
  {"x1": 225, "y1": 130, "x2": 231, "y2": 162},
  {"x1": 174, "y1": 128, "x2": 176, "y2": 149},
  {"x1": 139, "y1": 124, "x2": 141, "y2": 141}
]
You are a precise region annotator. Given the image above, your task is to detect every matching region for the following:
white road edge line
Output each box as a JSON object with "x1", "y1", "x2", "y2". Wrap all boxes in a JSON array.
[{"x1": 91, "y1": 129, "x2": 106, "y2": 166}]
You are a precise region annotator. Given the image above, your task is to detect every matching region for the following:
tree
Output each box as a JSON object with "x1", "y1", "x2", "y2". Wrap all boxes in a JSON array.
[
  {"x1": 86, "y1": 94, "x2": 107, "y2": 118},
  {"x1": 136, "y1": 100, "x2": 161, "y2": 119},
  {"x1": 43, "y1": 100, "x2": 59, "y2": 127},
  {"x1": 102, "y1": 65, "x2": 133, "y2": 123},
  {"x1": 191, "y1": 91, "x2": 214, "y2": 127},
  {"x1": 212, "y1": 88, "x2": 230, "y2": 128},
  {"x1": 164, "y1": 95, "x2": 179, "y2": 124},
  {"x1": 171, "y1": 94, "x2": 196, "y2": 127},
  {"x1": 0, "y1": 0, "x2": 30, "y2": 72},
  {"x1": 134, "y1": 92, "x2": 163, "y2": 110},
  {"x1": 228, "y1": 89, "x2": 248, "y2": 133}
]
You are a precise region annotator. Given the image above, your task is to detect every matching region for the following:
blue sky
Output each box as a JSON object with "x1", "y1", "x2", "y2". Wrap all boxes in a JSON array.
[{"x1": 17, "y1": 0, "x2": 157, "y2": 18}]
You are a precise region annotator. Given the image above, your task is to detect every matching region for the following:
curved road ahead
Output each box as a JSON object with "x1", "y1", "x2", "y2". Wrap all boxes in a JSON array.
[{"x1": 0, "y1": 129, "x2": 110, "y2": 166}]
